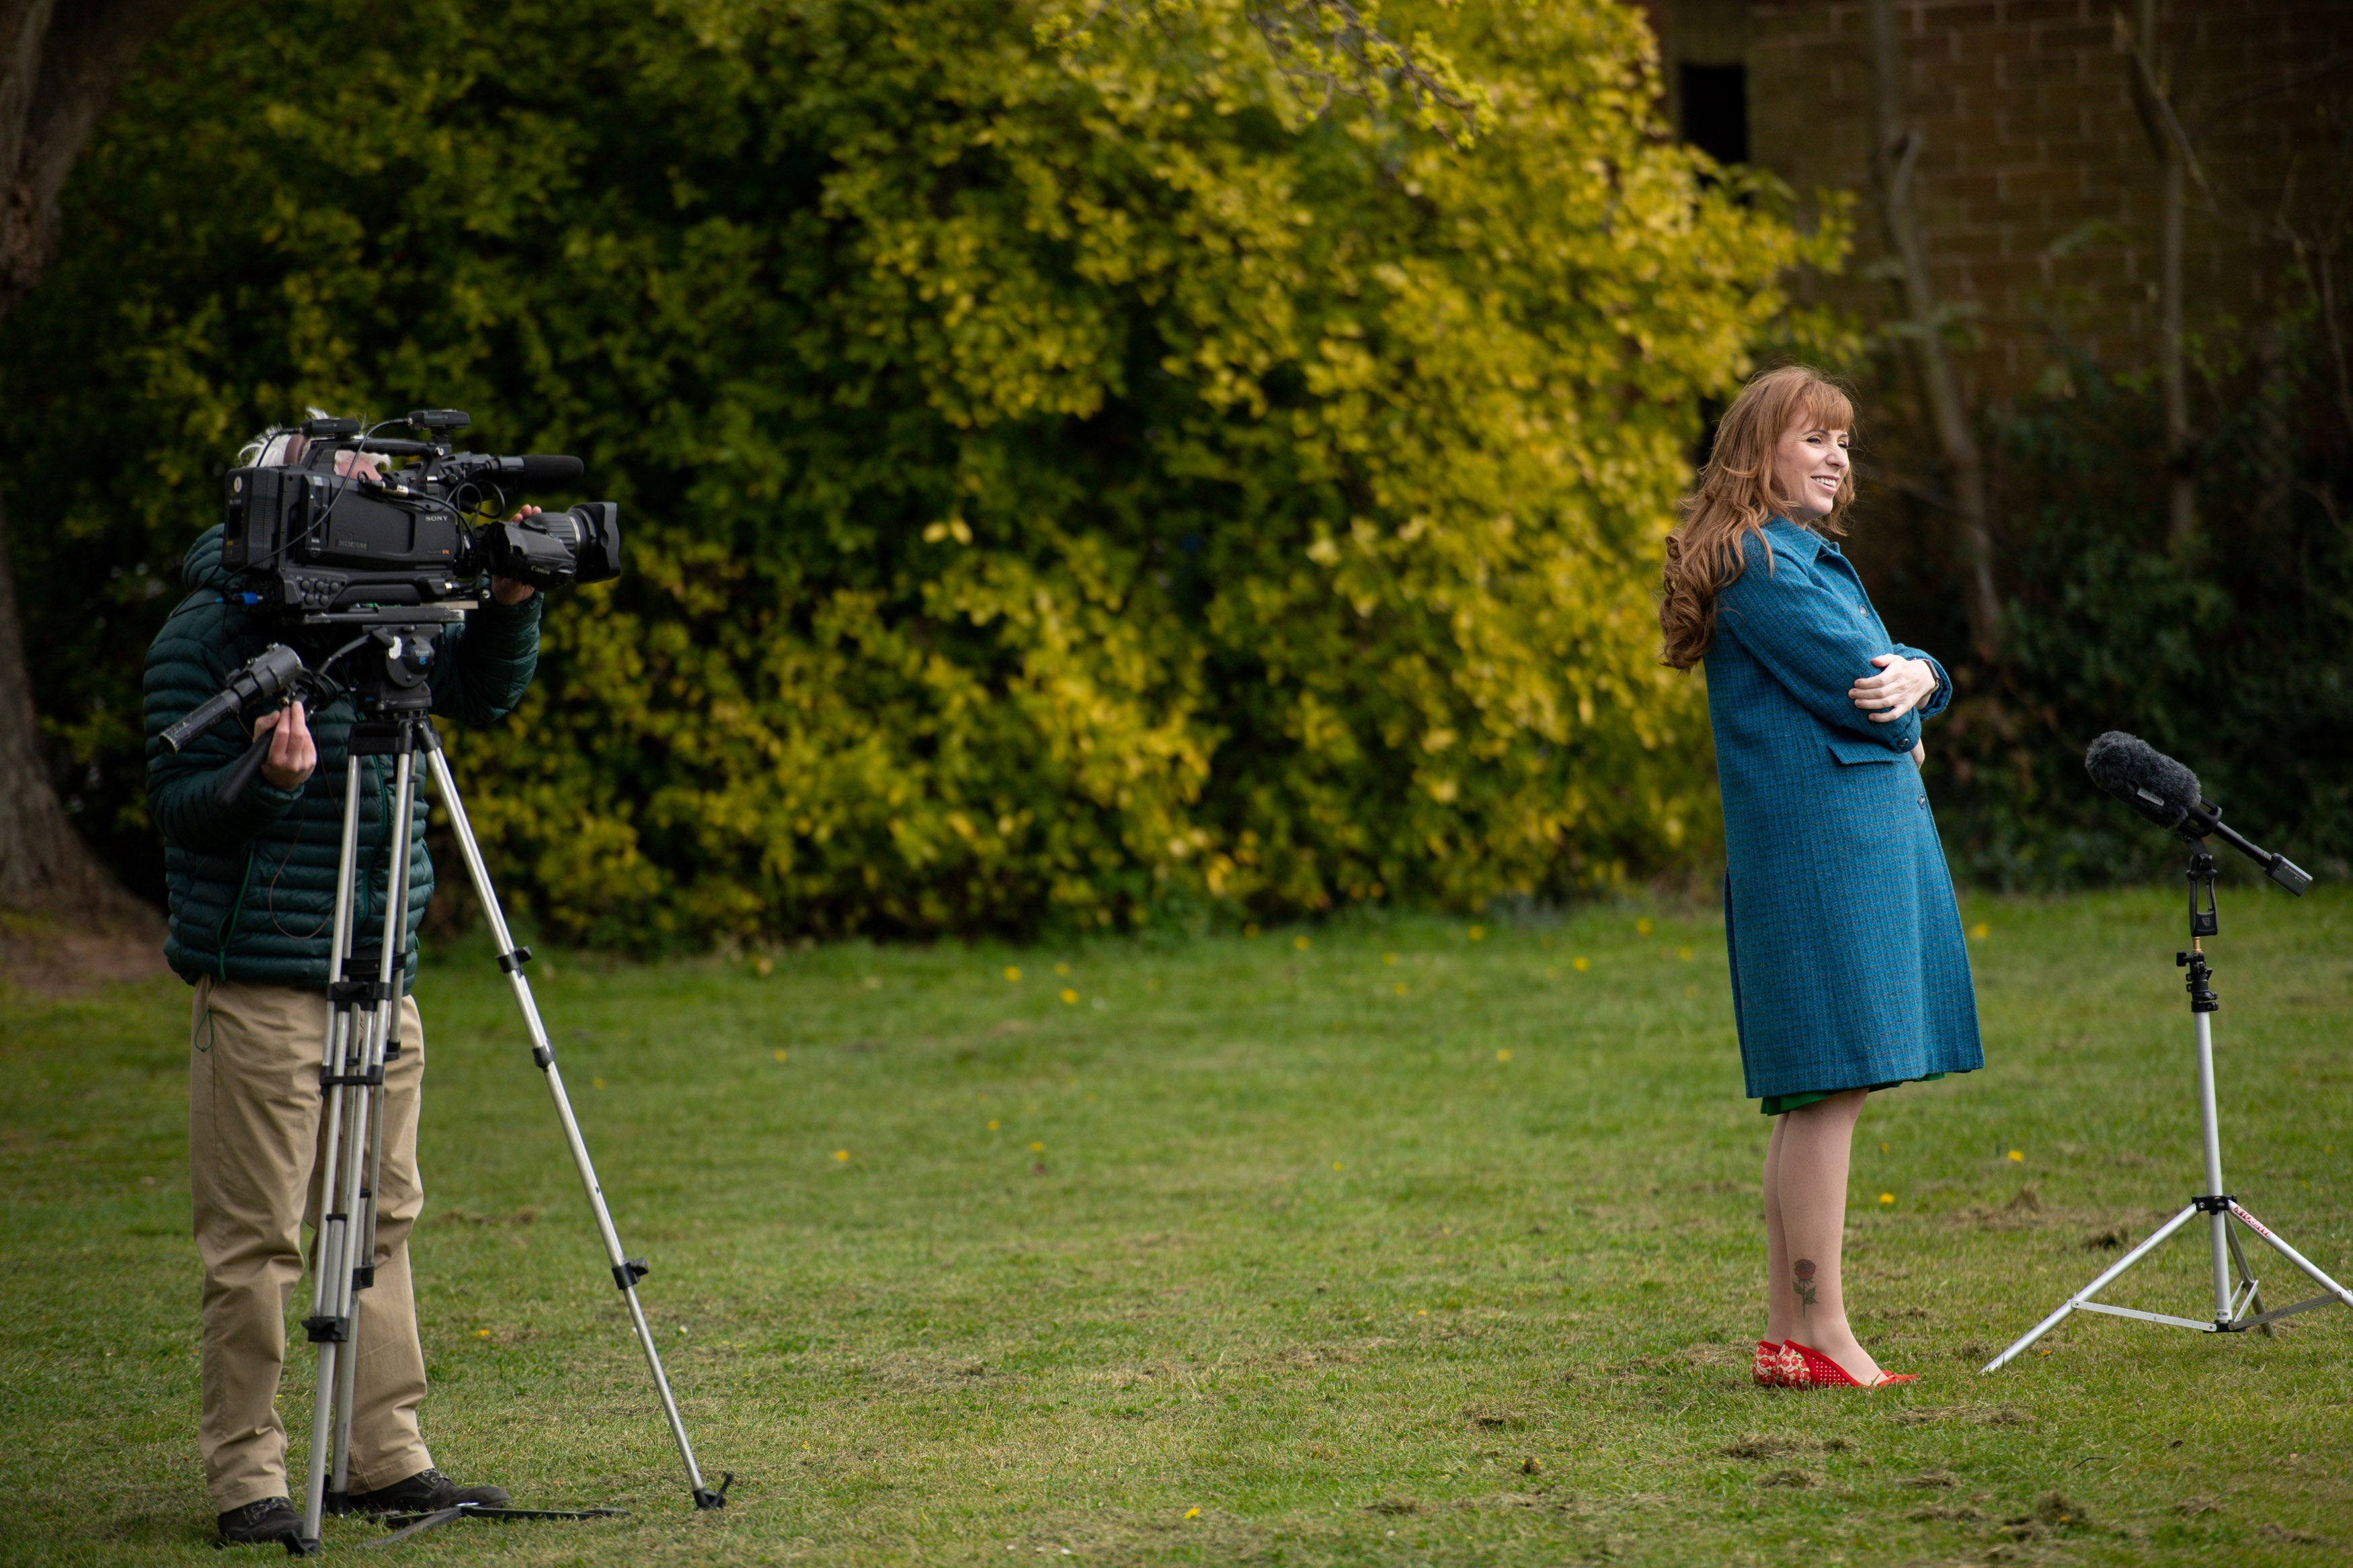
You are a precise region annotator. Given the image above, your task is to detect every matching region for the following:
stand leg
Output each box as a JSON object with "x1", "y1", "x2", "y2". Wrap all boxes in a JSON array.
[
  {"x1": 2192, "y1": 1012, "x2": 2233, "y2": 1323},
  {"x1": 424, "y1": 745, "x2": 726, "y2": 1511},
  {"x1": 301, "y1": 759, "x2": 367, "y2": 1550},
  {"x1": 1981, "y1": 1203, "x2": 2204, "y2": 1372},
  {"x1": 2225, "y1": 1224, "x2": 2269, "y2": 1333},
  {"x1": 2230, "y1": 1202, "x2": 2353, "y2": 1311},
  {"x1": 327, "y1": 749, "x2": 416, "y2": 1509},
  {"x1": 329, "y1": 1004, "x2": 391, "y2": 1503}
]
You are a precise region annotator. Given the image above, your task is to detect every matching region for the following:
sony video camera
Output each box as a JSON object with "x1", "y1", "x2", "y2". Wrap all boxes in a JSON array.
[{"x1": 219, "y1": 409, "x2": 620, "y2": 614}]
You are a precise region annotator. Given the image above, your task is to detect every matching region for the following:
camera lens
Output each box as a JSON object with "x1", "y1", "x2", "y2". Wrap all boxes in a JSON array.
[{"x1": 546, "y1": 503, "x2": 621, "y2": 585}]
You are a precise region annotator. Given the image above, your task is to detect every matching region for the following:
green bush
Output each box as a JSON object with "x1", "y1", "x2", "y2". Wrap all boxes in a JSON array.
[{"x1": 3, "y1": 0, "x2": 1838, "y2": 944}]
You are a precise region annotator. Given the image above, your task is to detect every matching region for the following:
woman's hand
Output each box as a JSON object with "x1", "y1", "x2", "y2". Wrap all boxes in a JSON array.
[
  {"x1": 1911, "y1": 740, "x2": 1925, "y2": 768},
  {"x1": 252, "y1": 701, "x2": 317, "y2": 790},
  {"x1": 1850, "y1": 654, "x2": 1938, "y2": 723}
]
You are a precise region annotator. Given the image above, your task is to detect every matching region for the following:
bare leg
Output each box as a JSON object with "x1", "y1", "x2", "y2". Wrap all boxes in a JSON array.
[
  {"x1": 1773, "y1": 1089, "x2": 1882, "y2": 1380},
  {"x1": 1761, "y1": 1114, "x2": 1794, "y2": 1343}
]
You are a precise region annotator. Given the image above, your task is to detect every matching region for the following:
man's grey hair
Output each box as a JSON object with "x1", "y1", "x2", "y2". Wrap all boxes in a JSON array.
[
  {"x1": 238, "y1": 408, "x2": 385, "y2": 475},
  {"x1": 239, "y1": 407, "x2": 335, "y2": 468}
]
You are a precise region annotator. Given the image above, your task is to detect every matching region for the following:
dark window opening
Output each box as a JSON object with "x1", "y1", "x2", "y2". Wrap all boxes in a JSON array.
[
  {"x1": 1692, "y1": 394, "x2": 1726, "y2": 472},
  {"x1": 1677, "y1": 62, "x2": 1749, "y2": 166}
]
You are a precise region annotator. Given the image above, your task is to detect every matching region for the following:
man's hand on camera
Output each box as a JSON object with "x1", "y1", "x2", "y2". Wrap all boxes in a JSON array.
[
  {"x1": 491, "y1": 505, "x2": 540, "y2": 605},
  {"x1": 253, "y1": 701, "x2": 317, "y2": 790}
]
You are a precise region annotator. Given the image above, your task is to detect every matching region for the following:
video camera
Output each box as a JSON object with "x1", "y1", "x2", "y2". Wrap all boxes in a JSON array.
[{"x1": 220, "y1": 409, "x2": 620, "y2": 614}]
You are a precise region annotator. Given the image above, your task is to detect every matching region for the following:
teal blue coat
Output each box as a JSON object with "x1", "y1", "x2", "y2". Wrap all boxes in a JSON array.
[
  {"x1": 143, "y1": 526, "x2": 543, "y2": 993},
  {"x1": 1704, "y1": 518, "x2": 1982, "y2": 1100}
]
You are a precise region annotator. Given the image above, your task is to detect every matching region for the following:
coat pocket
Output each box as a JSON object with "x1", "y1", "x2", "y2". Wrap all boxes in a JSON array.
[{"x1": 1823, "y1": 734, "x2": 1906, "y2": 766}]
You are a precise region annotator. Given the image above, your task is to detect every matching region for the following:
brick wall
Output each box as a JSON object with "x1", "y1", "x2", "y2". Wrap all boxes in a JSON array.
[{"x1": 1716, "y1": 1, "x2": 2353, "y2": 399}]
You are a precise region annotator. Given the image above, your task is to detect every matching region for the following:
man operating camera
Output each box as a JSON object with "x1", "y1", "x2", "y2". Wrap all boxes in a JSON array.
[{"x1": 145, "y1": 423, "x2": 544, "y2": 1549}]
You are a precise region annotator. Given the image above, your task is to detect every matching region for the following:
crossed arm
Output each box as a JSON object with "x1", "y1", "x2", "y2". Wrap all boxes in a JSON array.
[
  {"x1": 1849, "y1": 655, "x2": 1939, "y2": 766},
  {"x1": 1717, "y1": 540, "x2": 1947, "y2": 764}
]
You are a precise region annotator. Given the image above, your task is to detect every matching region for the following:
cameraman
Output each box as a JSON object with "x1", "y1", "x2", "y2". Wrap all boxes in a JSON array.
[{"x1": 145, "y1": 425, "x2": 542, "y2": 1548}]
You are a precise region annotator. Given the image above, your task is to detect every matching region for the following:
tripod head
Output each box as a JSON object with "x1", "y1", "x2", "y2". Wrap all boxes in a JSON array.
[{"x1": 165, "y1": 610, "x2": 462, "y2": 807}]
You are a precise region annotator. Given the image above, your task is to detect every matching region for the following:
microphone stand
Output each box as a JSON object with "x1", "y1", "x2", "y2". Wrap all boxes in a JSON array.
[{"x1": 1983, "y1": 842, "x2": 2351, "y2": 1372}]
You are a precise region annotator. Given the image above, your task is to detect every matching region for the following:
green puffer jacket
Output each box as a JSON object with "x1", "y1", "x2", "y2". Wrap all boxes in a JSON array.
[{"x1": 144, "y1": 526, "x2": 543, "y2": 992}]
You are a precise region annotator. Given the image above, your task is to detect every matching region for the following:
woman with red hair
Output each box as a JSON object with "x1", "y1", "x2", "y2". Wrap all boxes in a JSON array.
[{"x1": 1662, "y1": 366, "x2": 1981, "y2": 1389}]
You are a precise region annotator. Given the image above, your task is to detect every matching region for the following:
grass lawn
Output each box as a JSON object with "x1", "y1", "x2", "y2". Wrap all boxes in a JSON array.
[{"x1": 3, "y1": 882, "x2": 2350, "y2": 1565}]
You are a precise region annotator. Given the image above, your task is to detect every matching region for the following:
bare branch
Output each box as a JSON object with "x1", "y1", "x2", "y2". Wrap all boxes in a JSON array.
[{"x1": 1869, "y1": 0, "x2": 2001, "y2": 662}]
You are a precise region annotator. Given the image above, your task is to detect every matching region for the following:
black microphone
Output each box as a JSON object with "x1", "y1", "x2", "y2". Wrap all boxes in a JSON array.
[
  {"x1": 2084, "y1": 731, "x2": 2200, "y2": 832},
  {"x1": 2084, "y1": 731, "x2": 2313, "y2": 894},
  {"x1": 502, "y1": 454, "x2": 584, "y2": 489}
]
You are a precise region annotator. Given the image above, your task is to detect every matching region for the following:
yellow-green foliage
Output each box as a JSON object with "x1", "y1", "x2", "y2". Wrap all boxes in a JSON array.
[{"x1": 5, "y1": 0, "x2": 1842, "y2": 944}]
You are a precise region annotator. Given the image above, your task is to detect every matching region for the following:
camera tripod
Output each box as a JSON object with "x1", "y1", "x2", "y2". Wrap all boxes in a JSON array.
[
  {"x1": 1982, "y1": 848, "x2": 2353, "y2": 1372},
  {"x1": 280, "y1": 619, "x2": 726, "y2": 1551}
]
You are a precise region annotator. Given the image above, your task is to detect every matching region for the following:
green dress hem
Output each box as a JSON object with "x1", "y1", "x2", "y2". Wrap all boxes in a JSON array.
[{"x1": 1759, "y1": 1073, "x2": 1945, "y2": 1116}]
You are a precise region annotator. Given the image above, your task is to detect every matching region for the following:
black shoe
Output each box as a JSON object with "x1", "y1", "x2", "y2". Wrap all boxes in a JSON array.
[
  {"x1": 348, "y1": 1467, "x2": 512, "y2": 1515},
  {"x1": 217, "y1": 1496, "x2": 303, "y2": 1546}
]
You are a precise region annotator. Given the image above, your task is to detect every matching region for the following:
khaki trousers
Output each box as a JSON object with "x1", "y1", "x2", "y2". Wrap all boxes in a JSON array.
[{"x1": 190, "y1": 977, "x2": 434, "y2": 1512}]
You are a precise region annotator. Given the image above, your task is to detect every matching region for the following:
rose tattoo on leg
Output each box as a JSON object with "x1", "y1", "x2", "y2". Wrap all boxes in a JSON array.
[{"x1": 1792, "y1": 1257, "x2": 1819, "y2": 1321}]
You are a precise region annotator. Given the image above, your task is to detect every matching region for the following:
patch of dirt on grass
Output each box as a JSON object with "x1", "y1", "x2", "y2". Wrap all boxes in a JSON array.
[
  {"x1": 1997, "y1": 1490, "x2": 2095, "y2": 1539},
  {"x1": 1757, "y1": 1467, "x2": 1819, "y2": 1488},
  {"x1": 2171, "y1": 1495, "x2": 2221, "y2": 1516},
  {"x1": 861, "y1": 1351, "x2": 996, "y2": 1391},
  {"x1": 1460, "y1": 1403, "x2": 1525, "y2": 1430},
  {"x1": 2260, "y1": 1522, "x2": 2335, "y2": 1546},
  {"x1": 1090, "y1": 1360, "x2": 1191, "y2": 1391},
  {"x1": 1886, "y1": 1403, "x2": 2028, "y2": 1428},
  {"x1": 1362, "y1": 1497, "x2": 1419, "y2": 1515},
  {"x1": 1896, "y1": 1469, "x2": 1962, "y2": 1487},
  {"x1": 1720, "y1": 1434, "x2": 1851, "y2": 1460},
  {"x1": 0, "y1": 911, "x2": 167, "y2": 997},
  {"x1": 1905, "y1": 1503, "x2": 1983, "y2": 1522}
]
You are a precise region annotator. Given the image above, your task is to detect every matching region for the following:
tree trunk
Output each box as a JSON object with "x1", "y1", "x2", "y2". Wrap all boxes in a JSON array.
[
  {"x1": 0, "y1": 493, "x2": 149, "y2": 919},
  {"x1": 2128, "y1": 0, "x2": 2198, "y2": 544},
  {"x1": 0, "y1": 0, "x2": 200, "y2": 920},
  {"x1": 1869, "y1": 0, "x2": 2001, "y2": 665},
  {"x1": 2157, "y1": 149, "x2": 2195, "y2": 542}
]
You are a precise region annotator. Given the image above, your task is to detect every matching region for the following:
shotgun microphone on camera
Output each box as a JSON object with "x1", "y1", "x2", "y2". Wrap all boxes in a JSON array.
[
  {"x1": 2084, "y1": 731, "x2": 2313, "y2": 894},
  {"x1": 502, "y1": 454, "x2": 586, "y2": 489}
]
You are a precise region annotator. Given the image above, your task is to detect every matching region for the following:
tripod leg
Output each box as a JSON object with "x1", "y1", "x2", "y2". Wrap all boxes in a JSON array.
[
  {"x1": 301, "y1": 759, "x2": 368, "y2": 1550},
  {"x1": 333, "y1": 745, "x2": 419, "y2": 1508},
  {"x1": 1983, "y1": 1202, "x2": 2204, "y2": 1372},
  {"x1": 2229, "y1": 1202, "x2": 2353, "y2": 1312},
  {"x1": 327, "y1": 748, "x2": 419, "y2": 1508},
  {"x1": 329, "y1": 1005, "x2": 391, "y2": 1505},
  {"x1": 2192, "y1": 1011, "x2": 2235, "y2": 1323},
  {"x1": 328, "y1": 1041, "x2": 371, "y2": 1507},
  {"x1": 2225, "y1": 1223, "x2": 2270, "y2": 1333},
  {"x1": 424, "y1": 743, "x2": 726, "y2": 1511}
]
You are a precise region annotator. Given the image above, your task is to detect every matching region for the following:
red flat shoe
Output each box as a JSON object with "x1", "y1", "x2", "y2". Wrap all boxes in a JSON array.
[
  {"x1": 1751, "y1": 1340, "x2": 1782, "y2": 1387},
  {"x1": 1785, "y1": 1339, "x2": 1917, "y2": 1388}
]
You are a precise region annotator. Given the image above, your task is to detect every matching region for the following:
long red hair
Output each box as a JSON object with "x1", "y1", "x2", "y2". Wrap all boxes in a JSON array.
[{"x1": 1659, "y1": 366, "x2": 1856, "y2": 669}]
